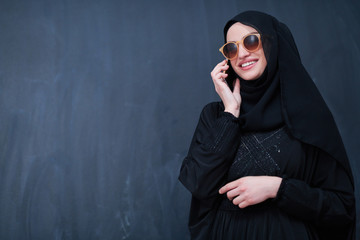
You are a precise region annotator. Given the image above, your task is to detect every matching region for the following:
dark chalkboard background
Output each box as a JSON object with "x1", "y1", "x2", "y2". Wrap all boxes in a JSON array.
[{"x1": 0, "y1": 0, "x2": 359, "y2": 239}]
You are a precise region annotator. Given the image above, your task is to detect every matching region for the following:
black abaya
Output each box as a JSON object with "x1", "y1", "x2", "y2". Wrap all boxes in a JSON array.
[{"x1": 179, "y1": 102, "x2": 354, "y2": 240}]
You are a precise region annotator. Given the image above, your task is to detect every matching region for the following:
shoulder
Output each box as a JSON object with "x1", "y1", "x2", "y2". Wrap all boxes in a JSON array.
[
  {"x1": 200, "y1": 101, "x2": 224, "y2": 117},
  {"x1": 195, "y1": 102, "x2": 222, "y2": 127}
]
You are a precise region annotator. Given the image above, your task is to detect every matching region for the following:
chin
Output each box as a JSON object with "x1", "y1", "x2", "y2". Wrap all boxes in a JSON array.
[
  {"x1": 235, "y1": 68, "x2": 265, "y2": 81},
  {"x1": 237, "y1": 73, "x2": 261, "y2": 81},
  {"x1": 242, "y1": 76, "x2": 258, "y2": 81}
]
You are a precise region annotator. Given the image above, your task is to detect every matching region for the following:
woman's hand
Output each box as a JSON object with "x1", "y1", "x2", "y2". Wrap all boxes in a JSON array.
[
  {"x1": 219, "y1": 176, "x2": 282, "y2": 208},
  {"x1": 210, "y1": 60, "x2": 241, "y2": 117}
]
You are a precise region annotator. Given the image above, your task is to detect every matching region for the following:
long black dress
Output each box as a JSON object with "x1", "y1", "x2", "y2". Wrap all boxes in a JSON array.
[{"x1": 179, "y1": 102, "x2": 355, "y2": 240}]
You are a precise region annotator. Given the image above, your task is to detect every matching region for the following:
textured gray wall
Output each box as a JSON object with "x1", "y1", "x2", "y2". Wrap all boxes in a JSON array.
[{"x1": 0, "y1": 0, "x2": 359, "y2": 239}]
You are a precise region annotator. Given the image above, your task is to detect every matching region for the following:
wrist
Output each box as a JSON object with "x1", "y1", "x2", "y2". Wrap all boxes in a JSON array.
[
  {"x1": 268, "y1": 176, "x2": 282, "y2": 198},
  {"x1": 224, "y1": 106, "x2": 240, "y2": 118}
]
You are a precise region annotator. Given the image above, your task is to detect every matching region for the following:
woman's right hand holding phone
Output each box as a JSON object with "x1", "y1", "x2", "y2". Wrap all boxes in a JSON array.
[{"x1": 210, "y1": 60, "x2": 241, "y2": 117}]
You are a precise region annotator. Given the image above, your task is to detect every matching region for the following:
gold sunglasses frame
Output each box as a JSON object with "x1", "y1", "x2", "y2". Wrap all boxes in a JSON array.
[{"x1": 219, "y1": 33, "x2": 262, "y2": 60}]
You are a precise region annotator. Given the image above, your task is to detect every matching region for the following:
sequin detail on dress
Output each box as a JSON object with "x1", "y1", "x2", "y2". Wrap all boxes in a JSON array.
[{"x1": 227, "y1": 127, "x2": 286, "y2": 181}]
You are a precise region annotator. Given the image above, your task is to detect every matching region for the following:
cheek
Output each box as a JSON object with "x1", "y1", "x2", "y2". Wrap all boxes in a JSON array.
[
  {"x1": 258, "y1": 50, "x2": 267, "y2": 69},
  {"x1": 261, "y1": 57, "x2": 268, "y2": 71},
  {"x1": 260, "y1": 57, "x2": 267, "y2": 69}
]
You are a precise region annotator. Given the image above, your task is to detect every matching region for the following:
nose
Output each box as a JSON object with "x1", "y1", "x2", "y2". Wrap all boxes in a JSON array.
[{"x1": 237, "y1": 44, "x2": 250, "y2": 59}]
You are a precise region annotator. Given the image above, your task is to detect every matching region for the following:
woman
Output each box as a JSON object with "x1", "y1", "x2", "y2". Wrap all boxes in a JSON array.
[{"x1": 179, "y1": 11, "x2": 355, "y2": 240}]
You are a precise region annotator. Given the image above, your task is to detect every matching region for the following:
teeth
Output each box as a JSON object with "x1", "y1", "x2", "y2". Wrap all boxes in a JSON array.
[{"x1": 241, "y1": 61, "x2": 256, "y2": 67}]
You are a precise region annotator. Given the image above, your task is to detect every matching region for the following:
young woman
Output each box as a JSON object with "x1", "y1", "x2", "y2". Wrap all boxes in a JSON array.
[{"x1": 179, "y1": 11, "x2": 355, "y2": 240}]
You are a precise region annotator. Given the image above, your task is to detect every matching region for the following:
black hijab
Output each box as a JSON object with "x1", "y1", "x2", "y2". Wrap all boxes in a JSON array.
[{"x1": 223, "y1": 11, "x2": 353, "y2": 176}]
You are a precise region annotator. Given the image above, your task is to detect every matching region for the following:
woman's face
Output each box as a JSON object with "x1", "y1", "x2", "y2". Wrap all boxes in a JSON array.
[{"x1": 226, "y1": 22, "x2": 267, "y2": 81}]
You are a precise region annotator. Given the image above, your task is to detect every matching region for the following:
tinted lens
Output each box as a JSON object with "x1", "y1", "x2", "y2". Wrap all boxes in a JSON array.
[
  {"x1": 223, "y1": 42, "x2": 238, "y2": 59},
  {"x1": 243, "y1": 34, "x2": 259, "y2": 51}
]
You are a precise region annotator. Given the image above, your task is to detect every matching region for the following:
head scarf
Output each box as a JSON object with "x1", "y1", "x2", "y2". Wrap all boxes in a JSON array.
[{"x1": 223, "y1": 11, "x2": 352, "y2": 176}]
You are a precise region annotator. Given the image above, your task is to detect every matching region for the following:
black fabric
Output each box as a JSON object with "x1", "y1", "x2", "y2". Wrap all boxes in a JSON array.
[
  {"x1": 179, "y1": 103, "x2": 242, "y2": 239},
  {"x1": 179, "y1": 103, "x2": 355, "y2": 239},
  {"x1": 223, "y1": 11, "x2": 353, "y2": 178}
]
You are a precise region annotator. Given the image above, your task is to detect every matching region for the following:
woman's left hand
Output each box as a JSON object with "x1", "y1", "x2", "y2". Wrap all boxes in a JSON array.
[{"x1": 219, "y1": 176, "x2": 282, "y2": 208}]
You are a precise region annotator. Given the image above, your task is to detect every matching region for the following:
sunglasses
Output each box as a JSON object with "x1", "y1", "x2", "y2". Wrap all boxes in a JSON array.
[{"x1": 219, "y1": 33, "x2": 261, "y2": 60}]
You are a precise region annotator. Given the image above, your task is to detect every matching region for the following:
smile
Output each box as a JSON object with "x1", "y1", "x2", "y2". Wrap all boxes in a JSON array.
[{"x1": 241, "y1": 61, "x2": 257, "y2": 67}]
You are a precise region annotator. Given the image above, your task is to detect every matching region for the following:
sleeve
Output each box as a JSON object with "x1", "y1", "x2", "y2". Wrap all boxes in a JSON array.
[
  {"x1": 275, "y1": 146, "x2": 355, "y2": 239},
  {"x1": 178, "y1": 102, "x2": 241, "y2": 200}
]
